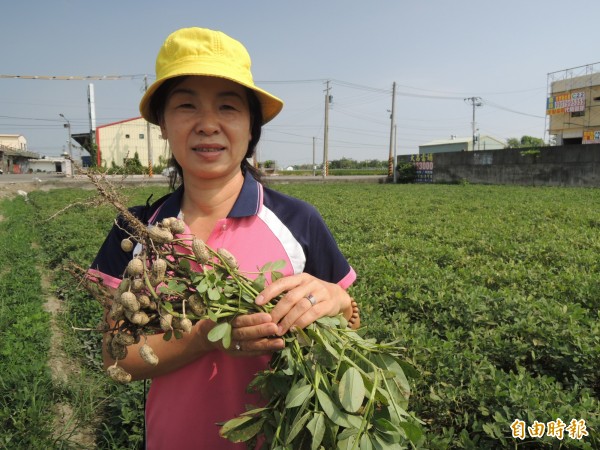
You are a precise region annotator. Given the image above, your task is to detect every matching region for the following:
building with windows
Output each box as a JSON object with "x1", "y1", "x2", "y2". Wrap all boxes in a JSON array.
[
  {"x1": 95, "y1": 117, "x2": 168, "y2": 168},
  {"x1": 547, "y1": 64, "x2": 600, "y2": 145}
]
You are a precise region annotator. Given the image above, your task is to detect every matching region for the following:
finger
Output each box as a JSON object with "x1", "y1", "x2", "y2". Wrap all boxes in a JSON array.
[
  {"x1": 231, "y1": 312, "x2": 273, "y2": 328},
  {"x1": 254, "y1": 273, "x2": 306, "y2": 306},
  {"x1": 232, "y1": 320, "x2": 279, "y2": 342},
  {"x1": 275, "y1": 295, "x2": 325, "y2": 335},
  {"x1": 269, "y1": 284, "x2": 319, "y2": 326},
  {"x1": 229, "y1": 336, "x2": 285, "y2": 356}
]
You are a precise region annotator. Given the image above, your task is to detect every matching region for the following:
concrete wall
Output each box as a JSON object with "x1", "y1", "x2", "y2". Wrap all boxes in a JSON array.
[{"x1": 402, "y1": 144, "x2": 600, "y2": 186}]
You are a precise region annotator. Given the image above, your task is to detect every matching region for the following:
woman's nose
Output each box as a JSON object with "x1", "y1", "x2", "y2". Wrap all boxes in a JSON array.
[{"x1": 193, "y1": 110, "x2": 219, "y2": 135}]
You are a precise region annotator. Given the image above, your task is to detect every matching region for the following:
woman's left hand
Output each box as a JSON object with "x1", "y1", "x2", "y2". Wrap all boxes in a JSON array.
[{"x1": 254, "y1": 273, "x2": 352, "y2": 336}]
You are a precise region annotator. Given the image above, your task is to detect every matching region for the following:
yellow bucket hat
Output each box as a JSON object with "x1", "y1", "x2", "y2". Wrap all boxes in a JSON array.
[{"x1": 139, "y1": 27, "x2": 284, "y2": 125}]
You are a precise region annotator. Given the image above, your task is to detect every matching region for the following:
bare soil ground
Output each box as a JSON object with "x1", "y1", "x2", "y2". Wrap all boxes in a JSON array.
[
  {"x1": 41, "y1": 269, "x2": 97, "y2": 448},
  {"x1": 0, "y1": 180, "x2": 61, "y2": 199}
]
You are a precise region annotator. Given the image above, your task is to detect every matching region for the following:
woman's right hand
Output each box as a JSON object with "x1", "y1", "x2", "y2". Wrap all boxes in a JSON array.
[{"x1": 222, "y1": 312, "x2": 285, "y2": 356}]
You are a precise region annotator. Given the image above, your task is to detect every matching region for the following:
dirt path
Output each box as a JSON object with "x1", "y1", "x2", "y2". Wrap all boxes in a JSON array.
[{"x1": 41, "y1": 266, "x2": 97, "y2": 448}]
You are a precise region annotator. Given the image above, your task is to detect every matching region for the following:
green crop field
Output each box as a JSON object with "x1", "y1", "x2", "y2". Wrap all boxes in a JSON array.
[{"x1": 0, "y1": 182, "x2": 598, "y2": 449}]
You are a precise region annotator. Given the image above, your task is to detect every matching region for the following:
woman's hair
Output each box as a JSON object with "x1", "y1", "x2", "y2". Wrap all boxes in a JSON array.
[{"x1": 149, "y1": 76, "x2": 264, "y2": 190}]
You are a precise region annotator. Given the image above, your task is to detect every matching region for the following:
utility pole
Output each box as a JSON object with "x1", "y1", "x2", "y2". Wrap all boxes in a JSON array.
[
  {"x1": 388, "y1": 82, "x2": 396, "y2": 178},
  {"x1": 312, "y1": 137, "x2": 316, "y2": 176},
  {"x1": 144, "y1": 75, "x2": 154, "y2": 176},
  {"x1": 323, "y1": 80, "x2": 331, "y2": 177},
  {"x1": 59, "y1": 113, "x2": 73, "y2": 176},
  {"x1": 392, "y1": 124, "x2": 398, "y2": 183},
  {"x1": 87, "y1": 84, "x2": 97, "y2": 165},
  {"x1": 464, "y1": 96, "x2": 482, "y2": 150}
]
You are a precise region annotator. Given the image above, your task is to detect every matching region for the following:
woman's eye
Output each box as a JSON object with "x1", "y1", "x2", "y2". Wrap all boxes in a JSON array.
[{"x1": 178, "y1": 103, "x2": 194, "y2": 109}]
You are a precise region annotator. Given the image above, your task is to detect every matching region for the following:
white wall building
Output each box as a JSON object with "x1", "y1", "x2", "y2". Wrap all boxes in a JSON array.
[
  {"x1": 95, "y1": 117, "x2": 169, "y2": 168},
  {"x1": 28, "y1": 157, "x2": 72, "y2": 174},
  {"x1": 0, "y1": 134, "x2": 28, "y2": 152},
  {"x1": 419, "y1": 135, "x2": 506, "y2": 154}
]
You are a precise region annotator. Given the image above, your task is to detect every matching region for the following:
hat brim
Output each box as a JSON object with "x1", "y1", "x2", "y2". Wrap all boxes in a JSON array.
[{"x1": 139, "y1": 69, "x2": 283, "y2": 126}]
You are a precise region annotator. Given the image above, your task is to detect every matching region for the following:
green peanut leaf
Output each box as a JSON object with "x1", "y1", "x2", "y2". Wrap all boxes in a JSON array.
[
  {"x1": 306, "y1": 412, "x2": 326, "y2": 450},
  {"x1": 207, "y1": 308, "x2": 218, "y2": 322},
  {"x1": 251, "y1": 274, "x2": 266, "y2": 292},
  {"x1": 166, "y1": 279, "x2": 186, "y2": 293},
  {"x1": 270, "y1": 270, "x2": 284, "y2": 282},
  {"x1": 316, "y1": 388, "x2": 351, "y2": 428},
  {"x1": 160, "y1": 301, "x2": 174, "y2": 313},
  {"x1": 337, "y1": 435, "x2": 358, "y2": 450},
  {"x1": 371, "y1": 432, "x2": 403, "y2": 450},
  {"x1": 219, "y1": 416, "x2": 264, "y2": 443},
  {"x1": 374, "y1": 418, "x2": 401, "y2": 443},
  {"x1": 378, "y1": 354, "x2": 411, "y2": 394},
  {"x1": 338, "y1": 367, "x2": 365, "y2": 413},
  {"x1": 360, "y1": 433, "x2": 374, "y2": 450},
  {"x1": 285, "y1": 411, "x2": 311, "y2": 444},
  {"x1": 195, "y1": 279, "x2": 209, "y2": 293},
  {"x1": 178, "y1": 258, "x2": 191, "y2": 272},
  {"x1": 221, "y1": 326, "x2": 232, "y2": 349},
  {"x1": 239, "y1": 407, "x2": 269, "y2": 416},
  {"x1": 311, "y1": 343, "x2": 337, "y2": 367},
  {"x1": 259, "y1": 260, "x2": 286, "y2": 272},
  {"x1": 208, "y1": 286, "x2": 222, "y2": 301},
  {"x1": 399, "y1": 421, "x2": 424, "y2": 445},
  {"x1": 207, "y1": 321, "x2": 231, "y2": 344},
  {"x1": 285, "y1": 382, "x2": 313, "y2": 409}
]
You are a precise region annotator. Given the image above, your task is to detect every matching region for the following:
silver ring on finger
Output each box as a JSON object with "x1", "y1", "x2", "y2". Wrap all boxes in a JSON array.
[
  {"x1": 235, "y1": 342, "x2": 242, "y2": 351},
  {"x1": 305, "y1": 293, "x2": 317, "y2": 307}
]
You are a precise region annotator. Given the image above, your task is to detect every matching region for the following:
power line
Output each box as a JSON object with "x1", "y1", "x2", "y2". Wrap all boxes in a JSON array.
[
  {"x1": 0, "y1": 74, "x2": 146, "y2": 80},
  {"x1": 257, "y1": 79, "x2": 324, "y2": 85},
  {"x1": 0, "y1": 114, "x2": 62, "y2": 122},
  {"x1": 482, "y1": 100, "x2": 545, "y2": 119}
]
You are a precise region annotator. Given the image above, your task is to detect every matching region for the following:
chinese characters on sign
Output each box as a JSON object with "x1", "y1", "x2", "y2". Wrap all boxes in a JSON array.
[
  {"x1": 410, "y1": 153, "x2": 433, "y2": 183},
  {"x1": 546, "y1": 91, "x2": 586, "y2": 115},
  {"x1": 511, "y1": 419, "x2": 589, "y2": 441}
]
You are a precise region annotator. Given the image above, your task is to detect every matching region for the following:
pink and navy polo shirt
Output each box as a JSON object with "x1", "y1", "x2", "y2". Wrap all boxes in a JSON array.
[{"x1": 90, "y1": 172, "x2": 356, "y2": 449}]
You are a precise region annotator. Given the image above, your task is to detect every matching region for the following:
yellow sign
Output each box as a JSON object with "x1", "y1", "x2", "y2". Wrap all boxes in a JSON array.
[{"x1": 583, "y1": 130, "x2": 600, "y2": 144}]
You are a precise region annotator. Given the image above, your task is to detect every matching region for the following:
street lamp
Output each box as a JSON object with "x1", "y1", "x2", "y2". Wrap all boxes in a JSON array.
[{"x1": 59, "y1": 113, "x2": 73, "y2": 176}]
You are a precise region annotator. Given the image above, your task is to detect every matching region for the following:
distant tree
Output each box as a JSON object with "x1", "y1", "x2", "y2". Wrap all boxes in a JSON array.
[
  {"x1": 520, "y1": 136, "x2": 545, "y2": 148},
  {"x1": 329, "y1": 157, "x2": 355, "y2": 169},
  {"x1": 289, "y1": 159, "x2": 388, "y2": 171},
  {"x1": 506, "y1": 138, "x2": 521, "y2": 148},
  {"x1": 506, "y1": 136, "x2": 545, "y2": 148}
]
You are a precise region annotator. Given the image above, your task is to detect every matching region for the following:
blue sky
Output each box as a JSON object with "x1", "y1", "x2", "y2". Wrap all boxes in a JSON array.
[{"x1": 1, "y1": 0, "x2": 599, "y2": 167}]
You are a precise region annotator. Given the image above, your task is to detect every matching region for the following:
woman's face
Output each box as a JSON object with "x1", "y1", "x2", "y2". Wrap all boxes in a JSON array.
[{"x1": 160, "y1": 76, "x2": 252, "y2": 181}]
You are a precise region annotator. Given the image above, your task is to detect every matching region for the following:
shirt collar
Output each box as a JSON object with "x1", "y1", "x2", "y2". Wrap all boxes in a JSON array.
[
  {"x1": 154, "y1": 171, "x2": 262, "y2": 223},
  {"x1": 228, "y1": 171, "x2": 262, "y2": 218}
]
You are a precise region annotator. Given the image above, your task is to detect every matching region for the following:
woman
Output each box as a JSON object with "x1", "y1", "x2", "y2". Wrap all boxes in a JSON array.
[{"x1": 90, "y1": 27, "x2": 359, "y2": 449}]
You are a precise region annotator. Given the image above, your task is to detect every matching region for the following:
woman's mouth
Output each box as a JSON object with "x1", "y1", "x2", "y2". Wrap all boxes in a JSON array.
[{"x1": 192, "y1": 146, "x2": 225, "y2": 153}]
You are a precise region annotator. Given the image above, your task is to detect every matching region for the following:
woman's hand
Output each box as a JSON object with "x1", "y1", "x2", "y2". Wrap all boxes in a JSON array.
[
  {"x1": 220, "y1": 312, "x2": 285, "y2": 357},
  {"x1": 254, "y1": 273, "x2": 353, "y2": 336}
]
